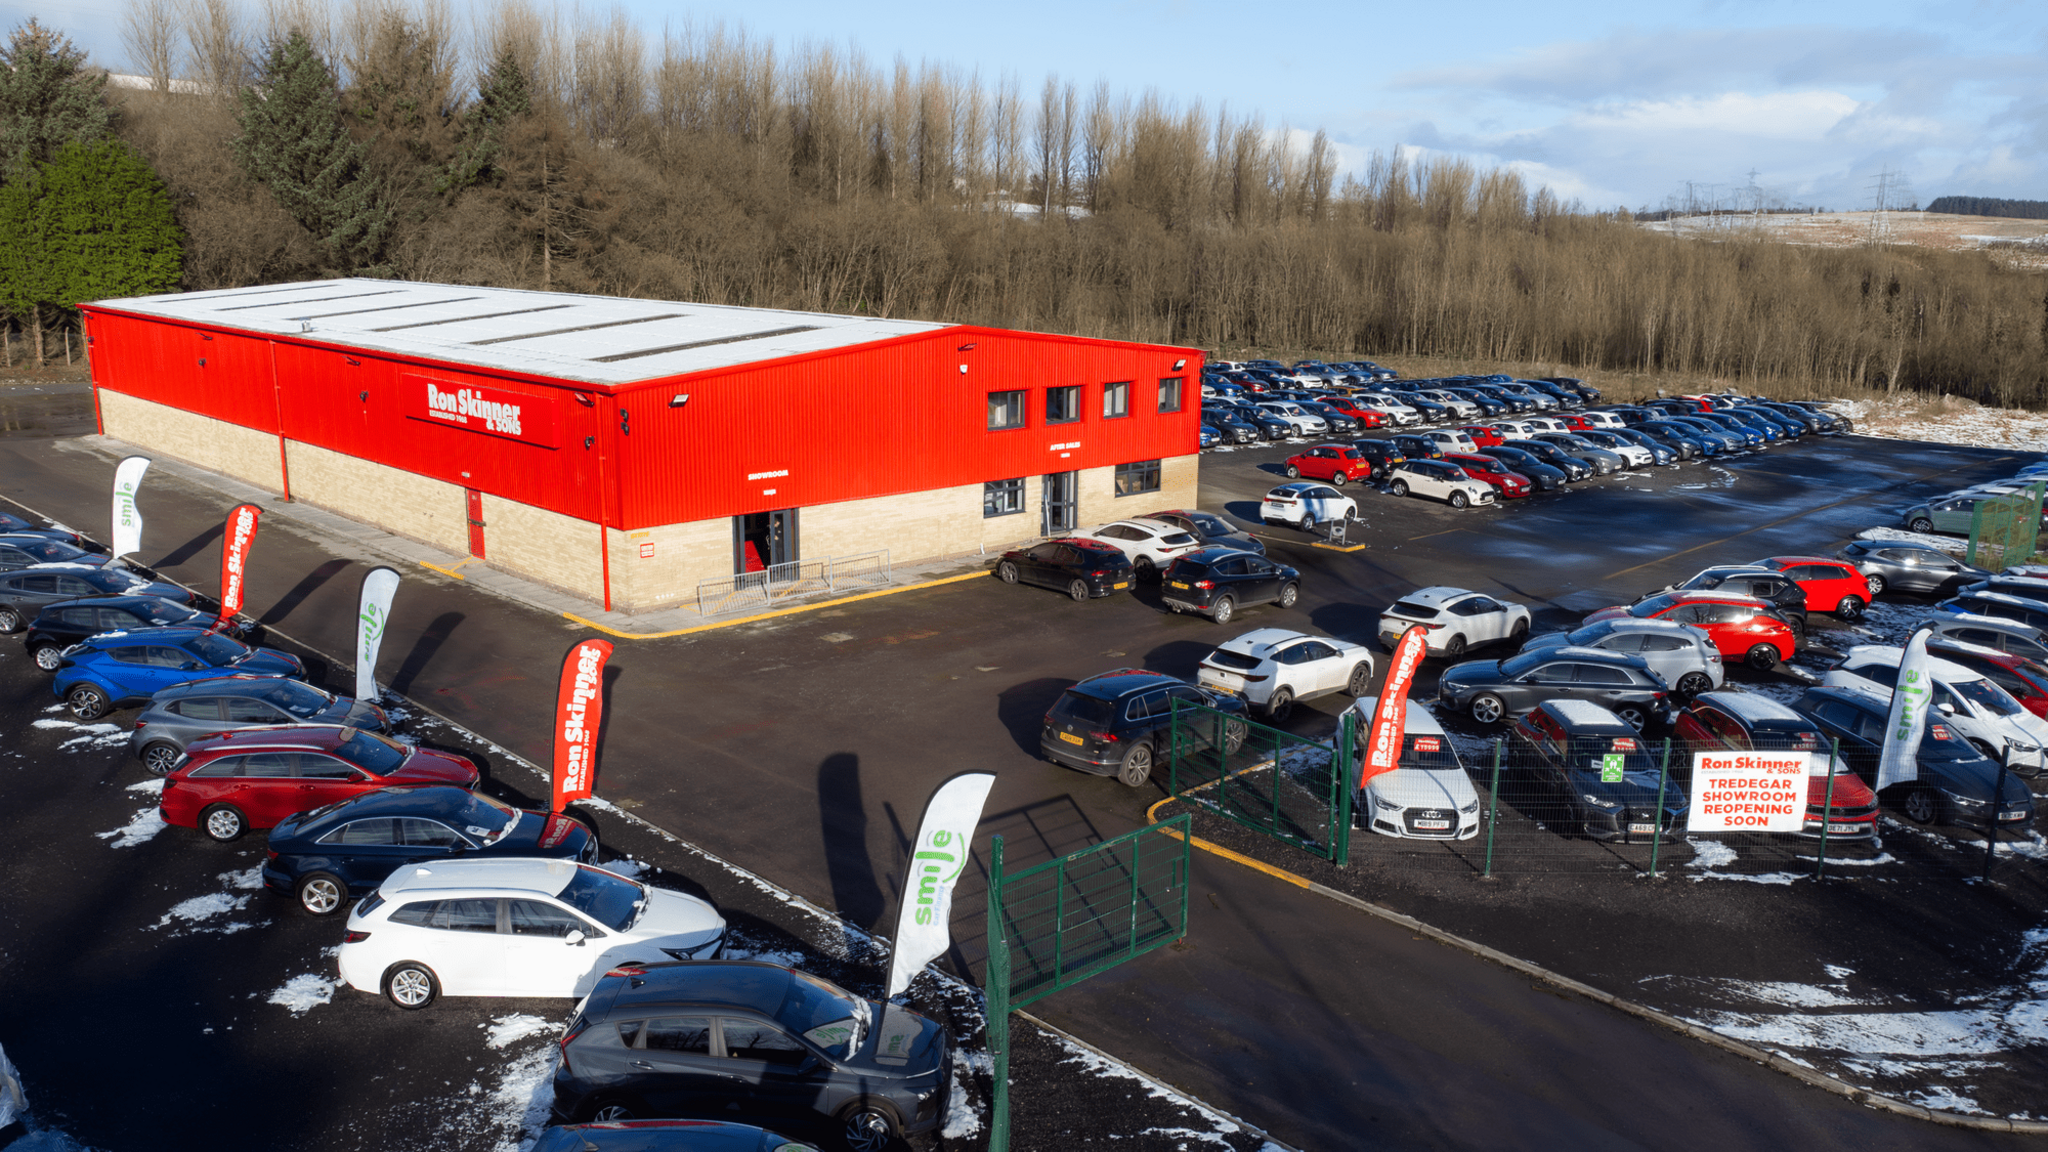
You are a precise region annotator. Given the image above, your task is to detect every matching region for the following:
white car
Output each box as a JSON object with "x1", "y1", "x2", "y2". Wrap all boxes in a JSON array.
[
  {"x1": 1518, "y1": 617, "x2": 1723, "y2": 695},
  {"x1": 1254, "y1": 402, "x2": 1328, "y2": 436},
  {"x1": 1070, "y1": 518, "x2": 1203, "y2": 580},
  {"x1": 1353, "y1": 395, "x2": 1422, "y2": 426},
  {"x1": 337, "y1": 858, "x2": 726, "y2": 1009},
  {"x1": 1582, "y1": 433, "x2": 1653, "y2": 468},
  {"x1": 1347, "y1": 697, "x2": 1481, "y2": 840},
  {"x1": 1421, "y1": 429, "x2": 1477, "y2": 455},
  {"x1": 1418, "y1": 391, "x2": 1480, "y2": 419},
  {"x1": 1489, "y1": 419, "x2": 1538, "y2": 438},
  {"x1": 1378, "y1": 586, "x2": 1532, "y2": 656},
  {"x1": 1578, "y1": 411, "x2": 1626, "y2": 429},
  {"x1": 1259, "y1": 482, "x2": 1357, "y2": 532},
  {"x1": 1196, "y1": 627, "x2": 1376, "y2": 720},
  {"x1": 1385, "y1": 460, "x2": 1496, "y2": 509},
  {"x1": 1824, "y1": 645, "x2": 2048, "y2": 775}
]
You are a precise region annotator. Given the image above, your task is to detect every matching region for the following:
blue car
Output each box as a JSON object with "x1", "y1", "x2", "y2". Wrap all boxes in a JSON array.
[
  {"x1": 1198, "y1": 424, "x2": 1221, "y2": 448},
  {"x1": 532, "y1": 1120, "x2": 816, "y2": 1152},
  {"x1": 54, "y1": 625, "x2": 305, "y2": 720},
  {"x1": 263, "y1": 785, "x2": 598, "y2": 915}
]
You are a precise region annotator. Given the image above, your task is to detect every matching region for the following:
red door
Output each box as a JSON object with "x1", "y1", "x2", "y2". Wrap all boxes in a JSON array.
[{"x1": 465, "y1": 489, "x2": 486, "y2": 558}]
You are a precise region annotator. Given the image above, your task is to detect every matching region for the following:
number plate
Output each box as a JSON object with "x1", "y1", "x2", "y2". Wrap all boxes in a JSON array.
[
  {"x1": 1414, "y1": 819, "x2": 1451, "y2": 830},
  {"x1": 1628, "y1": 823, "x2": 1657, "y2": 834},
  {"x1": 1169, "y1": 581, "x2": 1190, "y2": 589},
  {"x1": 1828, "y1": 823, "x2": 1862, "y2": 834},
  {"x1": 1058, "y1": 731, "x2": 1084, "y2": 746},
  {"x1": 1113, "y1": 581, "x2": 1130, "y2": 590}
]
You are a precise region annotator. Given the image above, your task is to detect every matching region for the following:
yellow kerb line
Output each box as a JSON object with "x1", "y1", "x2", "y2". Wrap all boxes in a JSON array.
[
  {"x1": 1144, "y1": 765, "x2": 1316, "y2": 889},
  {"x1": 418, "y1": 559, "x2": 472, "y2": 580},
  {"x1": 562, "y1": 569, "x2": 988, "y2": 640}
]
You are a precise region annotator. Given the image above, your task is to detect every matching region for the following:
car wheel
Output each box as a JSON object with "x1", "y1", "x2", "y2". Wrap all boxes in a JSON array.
[
  {"x1": 586, "y1": 1098, "x2": 642, "y2": 1123},
  {"x1": 1276, "y1": 582, "x2": 1299, "y2": 609},
  {"x1": 1222, "y1": 717, "x2": 1248, "y2": 753},
  {"x1": 996, "y1": 560, "x2": 1019, "y2": 584},
  {"x1": 0, "y1": 606, "x2": 20, "y2": 633},
  {"x1": 139, "y1": 742, "x2": 183, "y2": 776},
  {"x1": 30, "y1": 643, "x2": 61, "y2": 672},
  {"x1": 1265, "y1": 687, "x2": 1295, "y2": 722},
  {"x1": 1067, "y1": 579, "x2": 1089, "y2": 603},
  {"x1": 1449, "y1": 490, "x2": 1468, "y2": 509},
  {"x1": 1445, "y1": 635, "x2": 1466, "y2": 659},
  {"x1": 1509, "y1": 618, "x2": 1528, "y2": 643},
  {"x1": 383, "y1": 962, "x2": 439, "y2": 1010},
  {"x1": 1469, "y1": 693, "x2": 1506, "y2": 724},
  {"x1": 1284, "y1": 464, "x2": 1301, "y2": 479},
  {"x1": 1835, "y1": 595, "x2": 1865, "y2": 620},
  {"x1": 1332, "y1": 471, "x2": 1348, "y2": 486},
  {"x1": 1745, "y1": 643, "x2": 1780, "y2": 671},
  {"x1": 1909, "y1": 517, "x2": 1934, "y2": 534},
  {"x1": 66, "y1": 683, "x2": 110, "y2": 720},
  {"x1": 1115, "y1": 741, "x2": 1154, "y2": 787},
  {"x1": 1389, "y1": 480, "x2": 1409, "y2": 497},
  {"x1": 200, "y1": 803, "x2": 246, "y2": 842},
  {"x1": 296, "y1": 872, "x2": 347, "y2": 916},
  {"x1": 1676, "y1": 672, "x2": 1712, "y2": 696},
  {"x1": 1865, "y1": 573, "x2": 1886, "y2": 596},
  {"x1": 1300, "y1": 514, "x2": 1317, "y2": 533},
  {"x1": 1902, "y1": 787, "x2": 1938, "y2": 825},
  {"x1": 1614, "y1": 704, "x2": 1649, "y2": 731},
  {"x1": 1347, "y1": 661, "x2": 1374, "y2": 696},
  {"x1": 839, "y1": 1101, "x2": 900, "y2": 1152}
]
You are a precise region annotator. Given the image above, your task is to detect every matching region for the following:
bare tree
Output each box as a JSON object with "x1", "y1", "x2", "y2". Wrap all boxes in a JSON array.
[
  {"x1": 121, "y1": 0, "x2": 180, "y2": 91},
  {"x1": 181, "y1": 0, "x2": 250, "y2": 97}
]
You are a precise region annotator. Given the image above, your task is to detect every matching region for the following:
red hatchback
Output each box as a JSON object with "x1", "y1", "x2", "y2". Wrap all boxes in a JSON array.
[
  {"x1": 1319, "y1": 397, "x2": 1387, "y2": 429},
  {"x1": 1284, "y1": 444, "x2": 1374, "y2": 485},
  {"x1": 1458, "y1": 425, "x2": 1506, "y2": 447},
  {"x1": 1443, "y1": 452, "x2": 1533, "y2": 498},
  {"x1": 1751, "y1": 556, "x2": 1869, "y2": 618},
  {"x1": 1676, "y1": 692, "x2": 1881, "y2": 841},
  {"x1": 160, "y1": 726, "x2": 480, "y2": 842},
  {"x1": 1585, "y1": 592, "x2": 1798, "y2": 670}
]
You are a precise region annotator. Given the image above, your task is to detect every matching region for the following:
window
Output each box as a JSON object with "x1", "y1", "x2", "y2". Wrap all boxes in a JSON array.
[
  {"x1": 298, "y1": 755, "x2": 357, "y2": 780},
  {"x1": 642, "y1": 1017, "x2": 715, "y2": 1053},
  {"x1": 507, "y1": 899, "x2": 593, "y2": 937},
  {"x1": 1103, "y1": 381, "x2": 1131, "y2": 419},
  {"x1": 426, "y1": 898, "x2": 500, "y2": 933},
  {"x1": 401, "y1": 818, "x2": 467, "y2": 848},
  {"x1": 241, "y1": 753, "x2": 295, "y2": 778},
  {"x1": 722, "y1": 1021, "x2": 808, "y2": 1066},
  {"x1": 1158, "y1": 377, "x2": 1184, "y2": 413},
  {"x1": 224, "y1": 697, "x2": 283, "y2": 723},
  {"x1": 983, "y1": 478, "x2": 1025, "y2": 518},
  {"x1": 1114, "y1": 460, "x2": 1161, "y2": 497},
  {"x1": 1046, "y1": 386, "x2": 1081, "y2": 425},
  {"x1": 987, "y1": 390, "x2": 1027, "y2": 430},
  {"x1": 170, "y1": 698, "x2": 222, "y2": 720},
  {"x1": 320, "y1": 819, "x2": 399, "y2": 845}
]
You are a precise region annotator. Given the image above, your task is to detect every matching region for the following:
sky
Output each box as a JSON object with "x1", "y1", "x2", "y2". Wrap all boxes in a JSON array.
[{"x1": 13, "y1": 0, "x2": 2047, "y2": 211}]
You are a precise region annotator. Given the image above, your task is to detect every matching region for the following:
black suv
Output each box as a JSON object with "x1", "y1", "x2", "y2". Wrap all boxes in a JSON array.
[
  {"x1": 0, "y1": 567, "x2": 213, "y2": 635},
  {"x1": 24, "y1": 595, "x2": 261, "y2": 671},
  {"x1": 1437, "y1": 646, "x2": 1671, "y2": 728},
  {"x1": 1510, "y1": 700, "x2": 1688, "y2": 841},
  {"x1": 1160, "y1": 547, "x2": 1300, "y2": 624},
  {"x1": 1791, "y1": 684, "x2": 2035, "y2": 829},
  {"x1": 551, "y1": 960, "x2": 946, "y2": 1152},
  {"x1": 1040, "y1": 668, "x2": 1248, "y2": 785},
  {"x1": 993, "y1": 539, "x2": 1133, "y2": 601}
]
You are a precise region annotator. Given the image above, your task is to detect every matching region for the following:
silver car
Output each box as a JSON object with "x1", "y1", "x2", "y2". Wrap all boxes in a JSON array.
[
  {"x1": 1924, "y1": 614, "x2": 2048, "y2": 662},
  {"x1": 128, "y1": 675, "x2": 392, "y2": 774},
  {"x1": 1834, "y1": 540, "x2": 1988, "y2": 596},
  {"x1": 1519, "y1": 617, "x2": 1723, "y2": 696}
]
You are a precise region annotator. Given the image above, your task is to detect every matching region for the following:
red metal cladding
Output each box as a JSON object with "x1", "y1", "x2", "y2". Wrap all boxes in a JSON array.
[{"x1": 84, "y1": 312, "x2": 281, "y2": 431}]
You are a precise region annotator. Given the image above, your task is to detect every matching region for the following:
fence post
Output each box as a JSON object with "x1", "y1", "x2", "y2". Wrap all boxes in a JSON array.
[
  {"x1": 1335, "y1": 711, "x2": 1354, "y2": 865},
  {"x1": 985, "y1": 835, "x2": 1010, "y2": 1152},
  {"x1": 1814, "y1": 739, "x2": 1839, "y2": 882},
  {"x1": 1984, "y1": 759, "x2": 2010, "y2": 881},
  {"x1": 1482, "y1": 740, "x2": 1503, "y2": 879},
  {"x1": 1648, "y1": 739, "x2": 1671, "y2": 878}
]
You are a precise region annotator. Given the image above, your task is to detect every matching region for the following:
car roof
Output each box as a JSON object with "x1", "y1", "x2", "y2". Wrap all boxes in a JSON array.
[
  {"x1": 1179, "y1": 545, "x2": 1260, "y2": 563},
  {"x1": 297, "y1": 785, "x2": 490, "y2": 825},
  {"x1": 1690, "y1": 565, "x2": 1775, "y2": 578},
  {"x1": 379, "y1": 856, "x2": 601, "y2": 896},
  {"x1": 154, "y1": 673, "x2": 311, "y2": 698},
  {"x1": 1045, "y1": 536, "x2": 1120, "y2": 551},
  {"x1": 1758, "y1": 555, "x2": 1848, "y2": 567},
  {"x1": 187, "y1": 724, "x2": 356, "y2": 754},
  {"x1": 1540, "y1": 646, "x2": 1646, "y2": 665},
  {"x1": 1349, "y1": 696, "x2": 1442, "y2": 736},
  {"x1": 1266, "y1": 482, "x2": 1324, "y2": 495},
  {"x1": 1071, "y1": 668, "x2": 1180, "y2": 698},
  {"x1": 1534, "y1": 699, "x2": 1637, "y2": 731},
  {"x1": 1954, "y1": 589, "x2": 2048, "y2": 610},
  {"x1": 1660, "y1": 591, "x2": 1773, "y2": 607},
  {"x1": 1214, "y1": 627, "x2": 1317, "y2": 657},
  {"x1": 1583, "y1": 617, "x2": 1698, "y2": 635},
  {"x1": 1839, "y1": 644, "x2": 1985, "y2": 683},
  {"x1": 1931, "y1": 612, "x2": 2040, "y2": 636},
  {"x1": 1400, "y1": 586, "x2": 1479, "y2": 607},
  {"x1": 77, "y1": 625, "x2": 214, "y2": 647},
  {"x1": 1692, "y1": 690, "x2": 1802, "y2": 724}
]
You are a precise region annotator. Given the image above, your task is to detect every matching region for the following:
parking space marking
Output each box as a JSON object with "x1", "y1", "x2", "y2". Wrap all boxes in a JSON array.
[
  {"x1": 1312, "y1": 540, "x2": 1369, "y2": 552},
  {"x1": 561, "y1": 569, "x2": 988, "y2": 640},
  {"x1": 417, "y1": 558, "x2": 475, "y2": 580},
  {"x1": 1407, "y1": 528, "x2": 1465, "y2": 541}
]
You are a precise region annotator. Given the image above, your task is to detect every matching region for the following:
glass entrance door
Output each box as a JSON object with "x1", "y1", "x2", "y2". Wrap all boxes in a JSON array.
[
  {"x1": 1042, "y1": 472, "x2": 1078, "y2": 535},
  {"x1": 734, "y1": 509, "x2": 799, "y2": 576}
]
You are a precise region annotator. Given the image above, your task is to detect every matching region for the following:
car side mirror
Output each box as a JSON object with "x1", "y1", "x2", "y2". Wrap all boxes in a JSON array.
[
  {"x1": 565, "y1": 929, "x2": 587, "y2": 946},
  {"x1": 1935, "y1": 701, "x2": 1955, "y2": 715}
]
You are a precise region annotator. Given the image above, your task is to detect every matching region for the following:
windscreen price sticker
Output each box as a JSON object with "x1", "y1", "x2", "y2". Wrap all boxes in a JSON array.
[{"x1": 1691, "y1": 752, "x2": 1811, "y2": 833}]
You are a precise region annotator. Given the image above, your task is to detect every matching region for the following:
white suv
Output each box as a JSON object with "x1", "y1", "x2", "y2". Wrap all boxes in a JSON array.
[
  {"x1": 1070, "y1": 518, "x2": 1203, "y2": 580},
  {"x1": 1824, "y1": 645, "x2": 2048, "y2": 775},
  {"x1": 1352, "y1": 395, "x2": 1422, "y2": 426},
  {"x1": 1196, "y1": 627, "x2": 1376, "y2": 720},
  {"x1": 338, "y1": 858, "x2": 726, "y2": 1009}
]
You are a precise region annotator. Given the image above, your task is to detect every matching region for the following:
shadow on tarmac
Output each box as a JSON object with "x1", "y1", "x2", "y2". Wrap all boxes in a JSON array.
[
  {"x1": 259, "y1": 557, "x2": 352, "y2": 626},
  {"x1": 390, "y1": 611, "x2": 464, "y2": 695},
  {"x1": 153, "y1": 519, "x2": 224, "y2": 568},
  {"x1": 816, "y1": 752, "x2": 885, "y2": 929}
]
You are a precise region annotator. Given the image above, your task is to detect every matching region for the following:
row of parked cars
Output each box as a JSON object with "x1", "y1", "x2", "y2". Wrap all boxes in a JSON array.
[{"x1": 2, "y1": 514, "x2": 941, "y2": 1151}]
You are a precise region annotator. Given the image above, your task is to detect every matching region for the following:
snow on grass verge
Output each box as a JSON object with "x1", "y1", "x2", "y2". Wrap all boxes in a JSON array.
[{"x1": 96, "y1": 779, "x2": 166, "y2": 849}]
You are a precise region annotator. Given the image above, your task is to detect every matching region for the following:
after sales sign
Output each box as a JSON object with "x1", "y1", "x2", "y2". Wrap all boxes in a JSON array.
[{"x1": 1690, "y1": 751, "x2": 1809, "y2": 833}]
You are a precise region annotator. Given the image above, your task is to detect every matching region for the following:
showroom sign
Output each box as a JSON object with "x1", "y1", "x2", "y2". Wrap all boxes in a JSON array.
[
  {"x1": 404, "y1": 374, "x2": 559, "y2": 447},
  {"x1": 1689, "y1": 751, "x2": 1809, "y2": 833}
]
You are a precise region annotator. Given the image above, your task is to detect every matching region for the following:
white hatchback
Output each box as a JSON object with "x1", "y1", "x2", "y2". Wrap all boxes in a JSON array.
[
  {"x1": 338, "y1": 858, "x2": 726, "y2": 1009},
  {"x1": 1347, "y1": 697, "x2": 1481, "y2": 840},
  {"x1": 1385, "y1": 460, "x2": 1496, "y2": 509},
  {"x1": 1259, "y1": 483, "x2": 1357, "y2": 532},
  {"x1": 1069, "y1": 518, "x2": 1203, "y2": 580}
]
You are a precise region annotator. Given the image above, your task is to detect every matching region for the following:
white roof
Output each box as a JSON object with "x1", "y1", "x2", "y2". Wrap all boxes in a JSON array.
[
  {"x1": 1697, "y1": 690, "x2": 1801, "y2": 724},
  {"x1": 90, "y1": 279, "x2": 952, "y2": 387},
  {"x1": 1348, "y1": 697, "x2": 1443, "y2": 736},
  {"x1": 1541, "y1": 699, "x2": 1631, "y2": 727},
  {"x1": 379, "y1": 856, "x2": 600, "y2": 895},
  {"x1": 1840, "y1": 645, "x2": 1983, "y2": 683}
]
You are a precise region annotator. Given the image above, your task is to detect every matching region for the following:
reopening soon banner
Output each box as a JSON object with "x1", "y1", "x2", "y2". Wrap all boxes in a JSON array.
[
  {"x1": 551, "y1": 638, "x2": 613, "y2": 812},
  {"x1": 218, "y1": 504, "x2": 261, "y2": 619},
  {"x1": 1689, "y1": 752, "x2": 1810, "y2": 833},
  {"x1": 886, "y1": 771, "x2": 996, "y2": 997},
  {"x1": 354, "y1": 567, "x2": 400, "y2": 702},
  {"x1": 1360, "y1": 626, "x2": 1427, "y2": 789},
  {"x1": 110, "y1": 455, "x2": 150, "y2": 560}
]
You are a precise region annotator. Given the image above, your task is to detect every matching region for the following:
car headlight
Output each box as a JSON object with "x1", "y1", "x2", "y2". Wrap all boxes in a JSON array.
[
  {"x1": 1581, "y1": 794, "x2": 1621, "y2": 809},
  {"x1": 1374, "y1": 794, "x2": 1402, "y2": 812},
  {"x1": 1949, "y1": 793, "x2": 1987, "y2": 809},
  {"x1": 1460, "y1": 800, "x2": 1479, "y2": 813}
]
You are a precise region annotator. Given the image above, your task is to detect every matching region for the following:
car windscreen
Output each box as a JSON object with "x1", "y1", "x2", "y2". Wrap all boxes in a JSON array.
[
  {"x1": 1630, "y1": 594, "x2": 1679, "y2": 617},
  {"x1": 1387, "y1": 600, "x2": 1439, "y2": 619},
  {"x1": 1951, "y1": 677, "x2": 2025, "y2": 717},
  {"x1": 8, "y1": 539, "x2": 84, "y2": 561},
  {"x1": 335, "y1": 728, "x2": 409, "y2": 775},
  {"x1": 1050, "y1": 691, "x2": 1117, "y2": 726},
  {"x1": 778, "y1": 969, "x2": 868, "y2": 1059},
  {"x1": 259, "y1": 679, "x2": 338, "y2": 717},
  {"x1": 556, "y1": 866, "x2": 645, "y2": 931},
  {"x1": 1189, "y1": 514, "x2": 1233, "y2": 536},
  {"x1": 187, "y1": 632, "x2": 248, "y2": 665}
]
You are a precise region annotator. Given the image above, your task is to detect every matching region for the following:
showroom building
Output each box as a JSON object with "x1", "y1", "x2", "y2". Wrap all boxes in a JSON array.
[{"x1": 80, "y1": 280, "x2": 1202, "y2": 611}]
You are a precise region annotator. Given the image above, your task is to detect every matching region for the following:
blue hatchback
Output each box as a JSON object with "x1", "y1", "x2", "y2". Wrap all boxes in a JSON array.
[{"x1": 53, "y1": 626, "x2": 305, "y2": 719}]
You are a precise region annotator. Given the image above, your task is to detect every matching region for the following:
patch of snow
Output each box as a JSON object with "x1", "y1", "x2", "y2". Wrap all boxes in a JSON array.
[
  {"x1": 600, "y1": 856, "x2": 646, "y2": 879},
  {"x1": 484, "y1": 1014, "x2": 556, "y2": 1050},
  {"x1": 1049, "y1": 1033, "x2": 1243, "y2": 1139},
  {"x1": 942, "y1": 1049, "x2": 989, "y2": 1139},
  {"x1": 151, "y1": 891, "x2": 250, "y2": 930},
  {"x1": 31, "y1": 718, "x2": 127, "y2": 751},
  {"x1": 128, "y1": 778, "x2": 164, "y2": 795},
  {"x1": 1690, "y1": 869, "x2": 1804, "y2": 885},
  {"x1": 482, "y1": 1038, "x2": 558, "y2": 1152},
  {"x1": 96, "y1": 802, "x2": 166, "y2": 850},
  {"x1": 1716, "y1": 981, "x2": 1864, "y2": 1009},
  {"x1": 1839, "y1": 394, "x2": 2048, "y2": 454},
  {"x1": 1684, "y1": 838, "x2": 1739, "y2": 869},
  {"x1": 220, "y1": 866, "x2": 263, "y2": 890},
  {"x1": 267, "y1": 974, "x2": 337, "y2": 1016},
  {"x1": 723, "y1": 945, "x2": 805, "y2": 967},
  {"x1": 1909, "y1": 1086, "x2": 1986, "y2": 1115}
]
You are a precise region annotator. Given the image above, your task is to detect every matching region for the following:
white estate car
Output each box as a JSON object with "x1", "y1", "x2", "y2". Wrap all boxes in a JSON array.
[
  {"x1": 1346, "y1": 697, "x2": 1481, "y2": 840},
  {"x1": 1824, "y1": 645, "x2": 2048, "y2": 775},
  {"x1": 1518, "y1": 617, "x2": 1724, "y2": 695},
  {"x1": 1196, "y1": 627, "x2": 1377, "y2": 720},
  {"x1": 1384, "y1": 460, "x2": 1496, "y2": 509},
  {"x1": 1378, "y1": 586, "x2": 1532, "y2": 656},
  {"x1": 1577, "y1": 411, "x2": 1626, "y2": 429},
  {"x1": 1254, "y1": 402, "x2": 1328, "y2": 436},
  {"x1": 338, "y1": 858, "x2": 726, "y2": 1009},
  {"x1": 1069, "y1": 518, "x2": 1203, "y2": 580},
  {"x1": 1259, "y1": 483, "x2": 1357, "y2": 532}
]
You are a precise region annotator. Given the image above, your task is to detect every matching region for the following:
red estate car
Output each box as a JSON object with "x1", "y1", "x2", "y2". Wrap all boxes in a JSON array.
[
  {"x1": 1585, "y1": 592, "x2": 1798, "y2": 670},
  {"x1": 160, "y1": 725, "x2": 480, "y2": 842},
  {"x1": 1751, "y1": 556, "x2": 1869, "y2": 618},
  {"x1": 1442, "y1": 452, "x2": 1533, "y2": 498},
  {"x1": 1458, "y1": 425, "x2": 1506, "y2": 447},
  {"x1": 1318, "y1": 397, "x2": 1387, "y2": 429},
  {"x1": 1284, "y1": 444, "x2": 1373, "y2": 485},
  {"x1": 1675, "y1": 691, "x2": 1881, "y2": 841}
]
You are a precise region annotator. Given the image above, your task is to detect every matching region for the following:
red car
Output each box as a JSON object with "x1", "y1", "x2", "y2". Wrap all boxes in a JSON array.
[
  {"x1": 160, "y1": 726, "x2": 480, "y2": 842},
  {"x1": 1585, "y1": 592, "x2": 1797, "y2": 670},
  {"x1": 1443, "y1": 452, "x2": 1533, "y2": 498},
  {"x1": 1284, "y1": 444, "x2": 1374, "y2": 485},
  {"x1": 1928, "y1": 642, "x2": 2048, "y2": 719},
  {"x1": 1319, "y1": 397, "x2": 1387, "y2": 429},
  {"x1": 1458, "y1": 425, "x2": 1505, "y2": 448},
  {"x1": 1675, "y1": 692, "x2": 1881, "y2": 841},
  {"x1": 1751, "y1": 556, "x2": 1869, "y2": 618},
  {"x1": 1556, "y1": 414, "x2": 1596, "y2": 431}
]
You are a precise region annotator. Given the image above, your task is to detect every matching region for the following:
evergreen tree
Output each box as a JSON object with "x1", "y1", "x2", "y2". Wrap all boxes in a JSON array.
[
  {"x1": 0, "y1": 19, "x2": 111, "y2": 186},
  {"x1": 439, "y1": 48, "x2": 532, "y2": 196},
  {"x1": 234, "y1": 30, "x2": 391, "y2": 269}
]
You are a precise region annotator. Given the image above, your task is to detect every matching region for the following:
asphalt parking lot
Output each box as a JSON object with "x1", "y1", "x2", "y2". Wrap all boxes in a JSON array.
[{"x1": 2, "y1": 411, "x2": 2045, "y2": 1150}]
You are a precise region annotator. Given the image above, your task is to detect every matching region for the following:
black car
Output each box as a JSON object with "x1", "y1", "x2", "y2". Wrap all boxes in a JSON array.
[
  {"x1": 1216, "y1": 402, "x2": 1292, "y2": 440},
  {"x1": 993, "y1": 539, "x2": 1134, "y2": 601},
  {"x1": 1647, "y1": 567, "x2": 1807, "y2": 635},
  {"x1": 532, "y1": 1120, "x2": 816, "y2": 1152},
  {"x1": 1160, "y1": 547, "x2": 1301, "y2": 624},
  {"x1": 1389, "y1": 434, "x2": 1444, "y2": 461},
  {"x1": 1476, "y1": 446, "x2": 1566, "y2": 490},
  {"x1": 0, "y1": 534, "x2": 112, "y2": 573},
  {"x1": 1835, "y1": 540, "x2": 1987, "y2": 596},
  {"x1": 0, "y1": 565, "x2": 215, "y2": 633},
  {"x1": 551, "y1": 960, "x2": 947, "y2": 1152},
  {"x1": 1636, "y1": 419, "x2": 1716, "y2": 458},
  {"x1": 1345, "y1": 439, "x2": 1408, "y2": 479},
  {"x1": 1141, "y1": 508, "x2": 1265, "y2": 555},
  {"x1": 1502, "y1": 438, "x2": 1591, "y2": 481},
  {"x1": 0, "y1": 512, "x2": 92, "y2": 549},
  {"x1": 1541, "y1": 376, "x2": 1602, "y2": 402},
  {"x1": 1792, "y1": 685, "x2": 2035, "y2": 829},
  {"x1": 1040, "y1": 668, "x2": 1248, "y2": 785},
  {"x1": 1511, "y1": 701, "x2": 1688, "y2": 841},
  {"x1": 22, "y1": 594, "x2": 261, "y2": 670},
  {"x1": 263, "y1": 785, "x2": 597, "y2": 915},
  {"x1": 1438, "y1": 646, "x2": 1671, "y2": 728},
  {"x1": 1201, "y1": 410, "x2": 1259, "y2": 444}
]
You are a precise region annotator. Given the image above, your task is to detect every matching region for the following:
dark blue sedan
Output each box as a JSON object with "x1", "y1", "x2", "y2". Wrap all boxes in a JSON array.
[
  {"x1": 51, "y1": 626, "x2": 305, "y2": 719},
  {"x1": 263, "y1": 785, "x2": 598, "y2": 914}
]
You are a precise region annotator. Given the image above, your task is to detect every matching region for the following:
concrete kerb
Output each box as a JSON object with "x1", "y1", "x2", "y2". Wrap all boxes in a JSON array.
[{"x1": 1145, "y1": 780, "x2": 2048, "y2": 1136}]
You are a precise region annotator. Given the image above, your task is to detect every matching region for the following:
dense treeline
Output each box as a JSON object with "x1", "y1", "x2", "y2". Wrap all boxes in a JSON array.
[
  {"x1": 6, "y1": 1, "x2": 2048, "y2": 406},
  {"x1": 1926, "y1": 196, "x2": 2048, "y2": 221}
]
